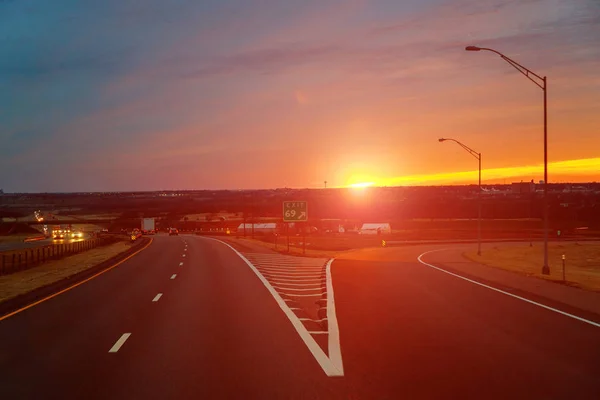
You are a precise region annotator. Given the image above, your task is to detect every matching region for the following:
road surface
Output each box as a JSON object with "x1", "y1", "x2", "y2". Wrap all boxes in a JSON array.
[{"x1": 0, "y1": 236, "x2": 598, "y2": 399}]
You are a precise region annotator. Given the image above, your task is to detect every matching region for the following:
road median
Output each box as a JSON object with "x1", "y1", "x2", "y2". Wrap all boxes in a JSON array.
[
  {"x1": 219, "y1": 237, "x2": 343, "y2": 258},
  {"x1": 0, "y1": 237, "x2": 151, "y2": 319}
]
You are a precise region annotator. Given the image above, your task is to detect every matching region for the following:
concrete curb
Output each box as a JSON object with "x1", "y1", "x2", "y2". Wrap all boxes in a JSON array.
[{"x1": 0, "y1": 237, "x2": 151, "y2": 318}]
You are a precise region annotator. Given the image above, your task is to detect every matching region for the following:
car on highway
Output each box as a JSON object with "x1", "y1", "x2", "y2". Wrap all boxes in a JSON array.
[
  {"x1": 71, "y1": 230, "x2": 83, "y2": 239},
  {"x1": 169, "y1": 228, "x2": 179, "y2": 236},
  {"x1": 52, "y1": 229, "x2": 66, "y2": 240}
]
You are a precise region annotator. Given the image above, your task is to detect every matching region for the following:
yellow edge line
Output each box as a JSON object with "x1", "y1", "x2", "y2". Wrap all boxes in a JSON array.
[{"x1": 0, "y1": 238, "x2": 154, "y2": 322}]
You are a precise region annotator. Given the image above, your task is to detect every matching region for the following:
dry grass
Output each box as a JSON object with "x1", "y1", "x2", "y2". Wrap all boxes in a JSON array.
[
  {"x1": 73, "y1": 214, "x2": 120, "y2": 220},
  {"x1": 183, "y1": 213, "x2": 241, "y2": 221},
  {"x1": 0, "y1": 241, "x2": 133, "y2": 303},
  {"x1": 464, "y1": 242, "x2": 600, "y2": 291},
  {"x1": 59, "y1": 213, "x2": 119, "y2": 221},
  {"x1": 239, "y1": 238, "x2": 356, "y2": 258}
]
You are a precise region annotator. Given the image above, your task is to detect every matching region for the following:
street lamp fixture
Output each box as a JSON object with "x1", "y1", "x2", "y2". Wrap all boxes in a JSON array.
[
  {"x1": 439, "y1": 138, "x2": 482, "y2": 256},
  {"x1": 465, "y1": 45, "x2": 550, "y2": 275}
]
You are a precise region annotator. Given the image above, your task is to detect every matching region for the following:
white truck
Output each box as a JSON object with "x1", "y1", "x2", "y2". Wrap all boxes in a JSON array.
[{"x1": 141, "y1": 218, "x2": 156, "y2": 235}]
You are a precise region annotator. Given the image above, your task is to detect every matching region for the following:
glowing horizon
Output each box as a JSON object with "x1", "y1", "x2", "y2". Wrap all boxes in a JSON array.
[{"x1": 341, "y1": 157, "x2": 600, "y2": 188}]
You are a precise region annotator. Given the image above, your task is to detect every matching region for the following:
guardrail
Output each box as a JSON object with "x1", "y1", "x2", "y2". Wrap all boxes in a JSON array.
[
  {"x1": 0, "y1": 237, "x2": 117, "y2": 276},
  {"x1": 23, "y1": 236, "x2": 47, "y2": 243}
]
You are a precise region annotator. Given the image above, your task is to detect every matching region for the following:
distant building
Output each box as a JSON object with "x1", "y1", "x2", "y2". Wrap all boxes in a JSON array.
[
  {"x1": 237, "y1": 223, "x2": 277, "y2": 233},
  {"x1": 511, "y1": 180, "x2": 535, "y2": 194},
  {"x1": 359, "y1": 223, "x2": 391, "y2": 235}
]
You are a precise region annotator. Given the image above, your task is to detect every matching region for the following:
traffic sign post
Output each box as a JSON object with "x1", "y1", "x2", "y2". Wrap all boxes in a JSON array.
[
  {"x1": 303, "y1": 223, "x2": 306, "y2": 255},
  {"x1": 283, "y1": 201, "x2": 308, "y2": 222},
  {"x1": 283, "y1": 201, "x2": 308, "y2": 253}
]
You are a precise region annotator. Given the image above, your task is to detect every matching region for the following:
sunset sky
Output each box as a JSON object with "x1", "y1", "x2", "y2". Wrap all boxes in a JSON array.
[{"x1": 1, "y1": 0, "x2": 599, "y2": 192}]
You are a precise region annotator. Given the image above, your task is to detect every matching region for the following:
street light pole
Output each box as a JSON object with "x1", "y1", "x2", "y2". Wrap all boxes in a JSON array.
[
  {"x1": 466, "y1": 45, "x2": 550, "y2": 275},
  {"x1": 478, "y1": 152, "x2": 482, "y2": 256},
  {"x1": 439, "y1": 138, "x2": 482, "y2": 255},
  {"x1": 542, "y1": 76, "x2": 549, "y2": 274}
]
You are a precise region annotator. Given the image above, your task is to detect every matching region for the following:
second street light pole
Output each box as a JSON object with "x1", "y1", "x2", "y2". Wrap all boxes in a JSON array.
[
  {"x1": 439, "y1": 138, "x2": 482, "y2": 256},
  {"x1": 478, "y1": 151, "x2": 482, "y2": 256},
  {"x1": 542, "y1": 76, "x2": 549, "y2": 275}
]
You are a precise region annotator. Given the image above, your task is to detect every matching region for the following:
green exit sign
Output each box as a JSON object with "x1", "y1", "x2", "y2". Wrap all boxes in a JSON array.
[{"x1": 283, "y1": 201, "x2": 308, "y2": 222}]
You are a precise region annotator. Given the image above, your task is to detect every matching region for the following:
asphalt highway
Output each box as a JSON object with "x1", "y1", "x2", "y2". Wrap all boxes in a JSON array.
[{"x1": 0, "y1": 236, "x2": 598, "y2": 399}]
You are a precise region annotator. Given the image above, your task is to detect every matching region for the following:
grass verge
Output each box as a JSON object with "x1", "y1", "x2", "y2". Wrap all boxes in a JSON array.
[
  {"x1": 464, "y1": 242, "x2": 600, "y2": 292},
  {"x1": 231, "y1": 237, "x2": 369, "y2": 258},
  {"x1": 0, "y1": 240, "x2": 134, "y2": 304}
]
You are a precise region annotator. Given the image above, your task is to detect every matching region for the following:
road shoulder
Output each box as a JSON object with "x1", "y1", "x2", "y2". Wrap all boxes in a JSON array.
[{"x1": 421, "y1": 245, "x2": 600, "y2": 317}]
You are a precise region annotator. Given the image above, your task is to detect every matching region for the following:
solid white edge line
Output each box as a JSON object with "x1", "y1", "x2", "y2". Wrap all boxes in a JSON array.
[
  {"x1": 170, "y1": 274, "x2": 177, "y2": 280},
  {"x1": 152, "y1": 293, "x2": 163, "y2": 302},
  {"x1": 202, "y1": 237, "x2": 343, "y2": 377},
  {"x1": 326, "y1": 258, "x2": 344, "y2": 374},
  {"x1": 109, "y1": 333, "x2": 131, "y2": 353},
  {"x1": 417, "y1": 250, "x2": 600, "y2": 329}
]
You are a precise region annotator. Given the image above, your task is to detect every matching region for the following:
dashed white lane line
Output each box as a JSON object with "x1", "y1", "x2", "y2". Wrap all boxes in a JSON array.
[
  {"x1": 109, "y1": 333, "x2": 131, "y2": 353},
  {"x1": 152, "y1": 293, "x2": 163, "y2": 302},
  {"x1": 184, "y1": 248, "x2": 187, "y2": 251},
  {"x1": 182, "y1": 254, "x2": 186, "y2": 257},
  {"x1": 171, "y1": 274, "x2": 177, "y2": 280},
  {"x1": 418, "y1": 250, "x2": 600, "y2": 329},
  {"x1": 179, "y1": 262, "x2": 184, "y2": 266}
]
